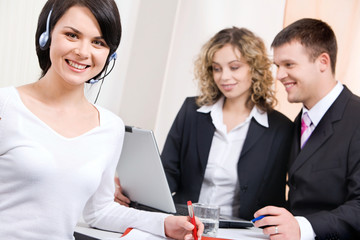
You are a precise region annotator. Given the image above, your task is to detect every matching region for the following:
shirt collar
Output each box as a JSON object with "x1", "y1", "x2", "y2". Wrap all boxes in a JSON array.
[
  {"x1": 302, "y1": 81, "x2": 343, "y2": 126},
  {"x1": 197, "y1": 96, "x2": 269, "y2": 128},
  {"x1": 251, "y1": 106, "x2": 269, "y2": 128}
]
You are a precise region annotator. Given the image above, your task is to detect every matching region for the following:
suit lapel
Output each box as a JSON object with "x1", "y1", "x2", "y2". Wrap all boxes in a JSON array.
[
  {"x1": 196, "y1": 112, "x2": 215, "y2": 172},
  {"x1": 289, "y1": 117, "x2": 334, "y2": 175},
  {"x1": 196, "y1": 113, "x2": 266, "y2": 176},
  {"x1": 240, "y1": 118, "x2": 266, "y2": 158},
  {"x1": 289, "y1": 86, "x2": 352, "y2": 175}
]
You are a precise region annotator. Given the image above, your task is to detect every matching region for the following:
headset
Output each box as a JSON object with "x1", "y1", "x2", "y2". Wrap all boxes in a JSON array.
[
  {"x1": 108, "y1": 52, "x2": 117, "y2": 62},
  {"x1": 39, "y1": 8, "x2": 117, "y2": 80},
  {"x1": 90, "y1": 52, "x2": 117, "y2": 103},
  {"x1": 89, "y1": 52, "x2": 117, "y2": 84},
  {"x1": 38, "y1": 8, "x2": 117, "y2": 103},
  {"x1": 39, "y1": 8, "x2": 53, "y2": 50}
]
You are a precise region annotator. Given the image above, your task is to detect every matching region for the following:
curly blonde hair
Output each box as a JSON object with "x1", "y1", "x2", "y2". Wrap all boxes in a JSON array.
[{"x1": 194, "y1": 27, "x2": 277, "y2": 112}]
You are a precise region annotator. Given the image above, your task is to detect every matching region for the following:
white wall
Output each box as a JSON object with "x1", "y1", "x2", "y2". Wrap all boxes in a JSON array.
[
  {"x1": 0, "y1": 0, "x2": 47, "y2": 87},
  {"x1": 154, "y1": 0, "x2": 286, "y2": 149},
  {"x1": 115, "y1": 0, "x2": 179, "y2": 131}
]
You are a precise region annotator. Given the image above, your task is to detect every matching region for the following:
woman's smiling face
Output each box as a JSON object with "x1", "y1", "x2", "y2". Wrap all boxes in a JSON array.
[
  {"x1": 47, "y1": 5, "x2": 110, "y2": 85},
  {"x1": 212, "y1": 44, "x2": 252, "y2": 103}
]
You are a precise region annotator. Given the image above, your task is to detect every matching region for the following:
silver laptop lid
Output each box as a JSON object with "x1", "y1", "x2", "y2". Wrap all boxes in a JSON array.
[{"x1": 116, "y1": 126, "x2": 176, "y2": 213}]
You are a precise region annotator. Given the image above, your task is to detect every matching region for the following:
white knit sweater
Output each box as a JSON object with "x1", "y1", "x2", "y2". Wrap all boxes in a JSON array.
[{"x1": 0, "y1": 87, "x2": 168, "y2": 240}]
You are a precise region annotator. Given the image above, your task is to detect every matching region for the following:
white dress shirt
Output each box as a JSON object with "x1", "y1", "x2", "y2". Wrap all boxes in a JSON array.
[
  {"x1": 296, "y1": 81, "x2": 343, "y2": 240},
  {"x1": 196, "y1": 97, "x2": 268, "y2": 217}
]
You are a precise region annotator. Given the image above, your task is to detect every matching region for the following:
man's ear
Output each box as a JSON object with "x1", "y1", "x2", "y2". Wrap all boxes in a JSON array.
[{"x1": 317, "y1": 52, "x2": 331, "y2": 72}]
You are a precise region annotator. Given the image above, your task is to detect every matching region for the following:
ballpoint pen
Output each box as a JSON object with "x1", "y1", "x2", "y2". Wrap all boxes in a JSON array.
[
  {"x1": 251, "y1": 215, "x2": 267, "y2": 223},
  {"x1": 187, "y1": 201, "x2": 198, "y2": 240}
]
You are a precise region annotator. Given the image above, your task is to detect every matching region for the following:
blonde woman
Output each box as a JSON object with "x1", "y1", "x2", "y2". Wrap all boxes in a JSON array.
[{"x1": 161, "y1": 27, "x2": 293, "y2": 220}]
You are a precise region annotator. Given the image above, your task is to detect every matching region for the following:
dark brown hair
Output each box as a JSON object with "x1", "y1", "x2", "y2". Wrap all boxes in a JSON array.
[
  {"x1": 35, "y1": 0, "x2": 122, "y2": 80},
  {"x1": 271, "y1": 18, "x2": 337, "y2": 75}
]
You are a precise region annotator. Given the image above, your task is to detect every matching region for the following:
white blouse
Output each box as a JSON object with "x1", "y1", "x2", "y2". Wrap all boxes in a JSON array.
[{"x1": 197, "y1": 97, "x2": 268, "y2": 217}]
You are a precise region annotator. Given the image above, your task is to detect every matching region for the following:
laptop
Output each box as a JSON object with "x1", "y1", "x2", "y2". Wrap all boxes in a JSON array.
[{"x1": 116, "y1": 126, "x2": 253, "y2": 228}]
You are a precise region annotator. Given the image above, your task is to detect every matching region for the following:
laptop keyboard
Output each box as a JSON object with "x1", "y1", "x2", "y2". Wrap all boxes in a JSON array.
[{"x1": 175, "y1": 204, "x2": 189, "y2": 216}]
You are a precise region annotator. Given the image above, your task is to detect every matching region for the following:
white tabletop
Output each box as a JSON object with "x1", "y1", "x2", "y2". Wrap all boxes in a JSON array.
[{"x1": 75, "y1": 221, "x2": 269, "y2": 240}]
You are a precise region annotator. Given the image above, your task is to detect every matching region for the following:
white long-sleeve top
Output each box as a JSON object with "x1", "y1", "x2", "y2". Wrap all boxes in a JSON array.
[{"x1": 0, "y1": 87, "x2": 168, "y2": 240}]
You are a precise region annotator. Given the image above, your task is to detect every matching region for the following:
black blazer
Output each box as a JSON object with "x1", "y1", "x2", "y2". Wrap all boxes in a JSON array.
[
  {"x1": 161, "y1": 97, "x2": 293, "y2": 220},
  {"x1": 288, "y1": 86, "x2": 360, "y2": 240}
]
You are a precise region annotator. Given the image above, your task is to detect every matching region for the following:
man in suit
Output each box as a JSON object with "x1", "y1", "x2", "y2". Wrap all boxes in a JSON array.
[{"x1": 254, "y1": 18, "x2": 360, "y2": 240}]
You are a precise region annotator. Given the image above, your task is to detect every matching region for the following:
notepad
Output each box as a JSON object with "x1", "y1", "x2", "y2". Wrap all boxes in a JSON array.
[{"x1": 114, "y1": 228, "x2": 231, "y2": 240}]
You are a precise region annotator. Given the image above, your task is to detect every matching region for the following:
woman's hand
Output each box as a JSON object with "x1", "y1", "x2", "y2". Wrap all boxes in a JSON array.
[
  {"x1": 114, "y1": 177, "x2": 131, "y2": 207},
  {"x1": 164, "y1": 215, "x2": 203, "y2": 240}
]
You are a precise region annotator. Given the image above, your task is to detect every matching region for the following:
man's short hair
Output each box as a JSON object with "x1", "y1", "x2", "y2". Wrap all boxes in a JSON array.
[{"x1": 271, "y1": 18, "x2": 337, "y2": 74}]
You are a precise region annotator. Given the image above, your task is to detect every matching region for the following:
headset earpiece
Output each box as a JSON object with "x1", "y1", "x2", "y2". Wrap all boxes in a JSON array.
[
  {"x1": 39, "y1": 8, "x2": 53, "y2": 50},
  {"x1": 109, "y1": 52, "x2": 117, "y2": 62}
]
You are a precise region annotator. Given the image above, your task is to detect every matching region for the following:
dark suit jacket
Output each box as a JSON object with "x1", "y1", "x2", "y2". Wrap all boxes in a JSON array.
[
  {"x1": 161, "y1": 97, "x2": 293, "y2": 220},
  {"x1": 288, "y1": 86, "x2": 360, "y2": 240}
]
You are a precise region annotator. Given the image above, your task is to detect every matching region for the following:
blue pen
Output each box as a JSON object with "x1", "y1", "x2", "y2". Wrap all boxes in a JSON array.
[{"x1": 251, "y1": 215, "x2": 267, "y2": 223}]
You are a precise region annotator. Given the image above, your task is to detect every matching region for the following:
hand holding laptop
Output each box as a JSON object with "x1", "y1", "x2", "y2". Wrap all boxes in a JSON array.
[
  {"x1": 114, "y1": 176, "x2": 131, "y2": 207},
  {"x1": 114, "y1": 179, "x2": 204, "y2": 240}
]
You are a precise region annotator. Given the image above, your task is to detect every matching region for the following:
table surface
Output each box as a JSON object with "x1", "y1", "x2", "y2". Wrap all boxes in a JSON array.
[{"x1": 75, "y1": 221, "x2": 269, "y2": 240}]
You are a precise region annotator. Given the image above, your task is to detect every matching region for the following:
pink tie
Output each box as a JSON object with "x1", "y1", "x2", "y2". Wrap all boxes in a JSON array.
[{"x1": 301, "y1": 112, "x2": 312, "y2": 148}]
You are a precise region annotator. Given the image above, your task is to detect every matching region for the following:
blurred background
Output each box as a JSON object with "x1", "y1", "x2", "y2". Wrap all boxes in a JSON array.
[{"x1": 1, "y1": 0, "x2": 359, "y2": 150}]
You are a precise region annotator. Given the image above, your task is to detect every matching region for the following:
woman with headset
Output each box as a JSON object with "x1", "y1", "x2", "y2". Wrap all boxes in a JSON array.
[{"x1": 0, "y1": 0, "x2": 202, "y2": 239}]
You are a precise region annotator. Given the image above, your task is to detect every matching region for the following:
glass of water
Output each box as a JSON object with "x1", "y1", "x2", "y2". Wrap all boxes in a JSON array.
[{"x1": 193, "y1": 203, "x2": 220, "y2": 237}]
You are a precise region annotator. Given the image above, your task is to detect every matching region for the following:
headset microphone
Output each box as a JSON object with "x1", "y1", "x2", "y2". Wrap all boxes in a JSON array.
[
  {"x1": 89, "y1": 79, "x2": 99, "y2": 84},
  {"x1": 89, "y1": 52, "x2": 117, "y2": 84},
  {"x1": 39, "y1": 8, "x2": 53, "y2": 50},
  {"x1": 90, "y1": 51, "x2": 117, "y2": 103}
]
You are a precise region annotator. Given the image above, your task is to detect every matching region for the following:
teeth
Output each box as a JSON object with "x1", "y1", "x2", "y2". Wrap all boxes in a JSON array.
[
  {"x1": 223, "y1": 83, "x2": 236, "y2": 90},
  {"x1": 284, "y1": 83, "x2": 295, "y2": 89},
  {"x1": 68, "y1": 60, "x2": 87, "y2": 70}
]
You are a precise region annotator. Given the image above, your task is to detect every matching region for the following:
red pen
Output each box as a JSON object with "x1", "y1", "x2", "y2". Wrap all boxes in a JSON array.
[{"x1": 187, "y1": 201, "x2": 198, "y2": 240}]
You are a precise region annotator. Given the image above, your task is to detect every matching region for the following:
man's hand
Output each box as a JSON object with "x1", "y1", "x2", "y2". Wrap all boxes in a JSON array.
[{"x1": 254, "y1": 206, "x2": 300, "y2": 240}]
